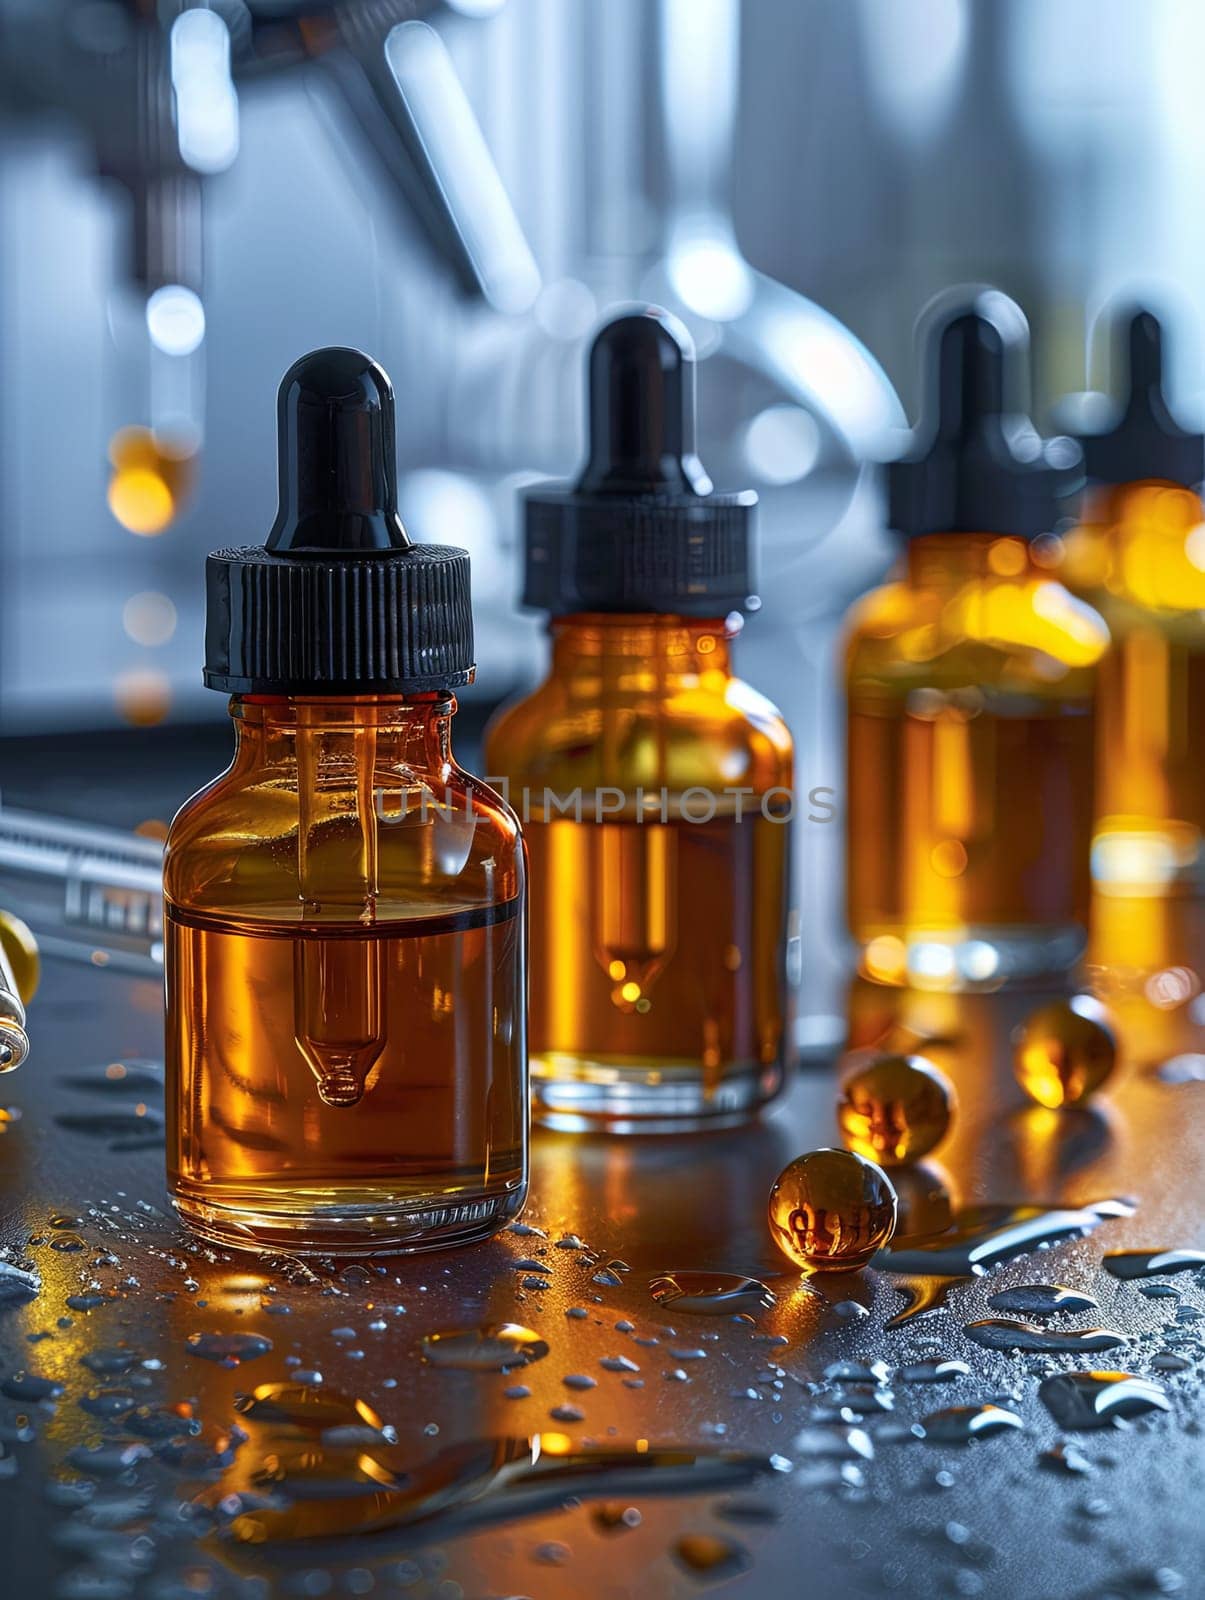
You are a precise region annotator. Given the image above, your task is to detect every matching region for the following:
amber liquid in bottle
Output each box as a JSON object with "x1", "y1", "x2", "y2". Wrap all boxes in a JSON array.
[
  {"x1": 165, "y1": 696, "x2": 527, "y2": 1254},
  {"x1": 485, "y1": 615, "x2": 792, "y2": 1131},
  {"x1": 846, "y1": 534, "x2": 1109, "y2": 988},
  {"x1": 1062, "y1": 481, "x2": 1205, "y2": 890}
]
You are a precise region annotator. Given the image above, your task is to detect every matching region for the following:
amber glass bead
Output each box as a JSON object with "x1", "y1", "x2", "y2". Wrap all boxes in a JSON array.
[
  {"x1": 1013, "y1": 996, "x2": 1118, "y2": 1109},
  {"x1": 767, "y1": 1148, "x2": 897, "y2": 1272},
  {"x1": 837, "y1": 1052, "x2": 954, "y2": 1165}
]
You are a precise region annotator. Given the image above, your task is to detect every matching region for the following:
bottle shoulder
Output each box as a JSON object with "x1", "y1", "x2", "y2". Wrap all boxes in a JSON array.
[
  {"x1": 164, "y1": 756, "x2": 522, "y2": 919},
  {"x1": 483, "y1": 669, "x2": 793, "y2": 792},
  {"x1": 845, "y1": 572, "x2": 1109, "y2": 687}
]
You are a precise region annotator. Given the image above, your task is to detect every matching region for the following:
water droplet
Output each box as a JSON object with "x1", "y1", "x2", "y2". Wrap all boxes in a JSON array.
[
  {"x1": 962, "y1": 1319, "x2": 1126, "y2": 1354},
  {"x1": 896, "y1": 1359, "x2": 972, "y2": 1384},
  {"x1": 986, "y1": 1284, "x2": 1099, "y2": 1316},
  {"x1": 824, "y1": 1360, "x2": 891, "y2": 1385},
  {"x1": 50, "y1": 1213, "x2": 82, "y2": 1229},
  {"x1": 1038, "y1": 1371, "x2": 1171, "y2": 1430},
  {"x1": 80, "y1": 1347, "x2": 144, "y2": 1378},
  {"x1": 600, "y1": 1355, "x2": 640, "y2": 1374},
  {"x1": 0, "y1": 1260, "x2": 41, "y2": 1304},
  {"x1": 921, "y1": 1404, "x2": 1024, "y2": 1444},
  {"x1": 67, "y1": 1293, "x2": 116, "y2": 1312},
  {"x1": 128, "y1": 1402, "x2": 203, "y2": 1440},
  {"x1": 185, "y1": 1332, "x2": 272, "y2": 1366},
  {"x1": 54, "y1": 1108, "x2": 165, "y2": 1146},
  {"x1": 509, "y1": 1221, "x2": 546, "y2": 1238},
  {"x1": 648, "y1": 1272, "x2": 777, "y2": 1315},
  {"x1": 1102, "y1": 1249, "x2": 1205, "y2": 1279},
  {"x1": 48, "y1": 1233, "x2": 86, "y2": 1253},
  {"x1": 593, "y1": 1502, "x2": 642, "y2": 1532},
  {"x1": 66, "y1": 1441, "x2": 153, "y2": 1477},
  {"x1": 420, "y1": 1324, "x2": 549, "y2": 1373},
  {"x1": 1, "y1": 1372, "x2": 63, "y2": 1401},
  {"x1": 1138, "y1": 1282, "x2": 1182, "y2": 1300},
  {"x1": 795, "y1": 1425, "x2": 874, "y2": 1461},
  {"x1": 533, "y1": 1540, "x2": 572, "y2": 1565},
  {"x1": 837, "y1": 1053, "x2": 954, "y2": 1164},
  {"x1": 556, "y1": 1234, "x2": 585, "y2": 1250},
  {"x1": 211, "y1": 1411, "x2": 784, "y2": 1545},
  {"x1": 78, "y1": 1389, "x2": 137, "y2": 1419},
  {"x1": 1151, "y1": 1352, "x2": 1191, "y2": 1373},
  {"x1": 879, "y1": 1198, "x2": 1132, "y2": 1293},
  {"x1": 591, "y1": 1260, "x2": 629, "y2": 1287},
  {"x1": 503, "y1": 1385, "x2": 530, "y2": 1400},
  {"x1": 673, "y1": 1534, "x2": 750, "y2": 1580},
  {"x1": 235, "y1": 1384, "x2": 383, "y2": 1433},
  {"x1": 1156, "y1": 1053, "x2": 1205, "y2": 1084},
  {"x1": 1040, "y1": 1441, "x2": 1095, "y2": 1474},
  {"x1": 550, "y1": 1404, "x2": 585, "y2": 1423},
  {"x1": 562, "y1": 1374, "x2": 596, "y2": 1391},
  {"x1": 831, "y1": 1299, "x2": 870, "y2": 1320},
  {"x1": 883, "y1": 1275, "x2": 961, "y2": 1327},
  {"x1": 768, "y1": 1149, "x2": 898, "y2": 1271}
]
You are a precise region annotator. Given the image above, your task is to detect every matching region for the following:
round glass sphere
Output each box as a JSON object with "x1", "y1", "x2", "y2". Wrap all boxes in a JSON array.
[
  {"x1": 837, "y1": 1052, "x2": 955, "y2": 1165},
  {"x1": 1013, "y1": 996, "x2": 1118, "y2": 1109},
  {"x1": 767, "y1": 1147, "x2": 898, "y2": 1272}
]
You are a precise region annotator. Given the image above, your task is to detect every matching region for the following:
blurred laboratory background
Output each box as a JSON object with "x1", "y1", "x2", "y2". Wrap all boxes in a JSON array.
[{"x1": 2, "y1": 0, "x2": 1203, "y2": 1039}]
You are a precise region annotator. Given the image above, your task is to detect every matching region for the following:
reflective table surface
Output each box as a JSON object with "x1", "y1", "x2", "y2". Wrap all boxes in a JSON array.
[
  {"x1": 0, "y1": 726, "x2": 1203, "y2": 1598},
  {"x1": 0, "y1": 943, "x2": 1203, "y2": 1599}
]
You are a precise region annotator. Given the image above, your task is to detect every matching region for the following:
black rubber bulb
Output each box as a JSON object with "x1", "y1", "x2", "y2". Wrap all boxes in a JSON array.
[
  {"x1": 889, "y1": 293, "x2": 1082, "y2": 538},
  {"x1": 267, "y1": 346, "x2": 411, "y2": 555},
  {"x1": 933, "y1": 311, "x2": 1008, "y2": 443},
  {"x1": 1123, "y1": 310, "x2": 1174, "y2": 430},
  {"x1": 1079, "y1": 307, "x2": 1204, "y2": 488},
  {"x1": 576, "y1": 310, "x2": 712, "y2": 498}
]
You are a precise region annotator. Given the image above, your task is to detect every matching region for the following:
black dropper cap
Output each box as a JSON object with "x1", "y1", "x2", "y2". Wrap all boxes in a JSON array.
[
  {"x1": 1078, "y1": 309, "x2": 1204, "y2": 488},
  {"x1": 204, "y1": 348, "x2": 474, "y2": 695},
  {"x1": 523, "y1": 308, "x2": 756, "y2": 616},
  {"x1": 889, "y1": 296, "x2": 1083, "y2": 539}
]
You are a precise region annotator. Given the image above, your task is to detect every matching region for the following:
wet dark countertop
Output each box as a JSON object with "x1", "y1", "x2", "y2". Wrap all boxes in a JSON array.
[{"x1": 0, "y1": 732, "x2": 1202, "y2": 1598}]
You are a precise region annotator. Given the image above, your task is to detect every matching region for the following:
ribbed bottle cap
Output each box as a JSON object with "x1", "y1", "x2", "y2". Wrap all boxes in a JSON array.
[
  {"x1": 1079, "y1": 308, "x2": 1204, "y2": 488},
  {"x1": 204, "y1": 347, "x2": 474, "y2": 694},
  {"x1": 888, "y1": 294, "x2": 1083, "y2": 539},
  {"x1": 523, "y1": 307, "x2": 756, "y2": 616}
]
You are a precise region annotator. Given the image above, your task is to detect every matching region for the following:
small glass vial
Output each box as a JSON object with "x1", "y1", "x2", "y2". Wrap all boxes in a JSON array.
[
  {"x1": 1061, "y1": 309, "x2": 1205, "y2": 897},
  {"x1": 846, "y1": 295, "x2": 1109, "y2": 990},
  {"x1": 165, "y1": 349, "x2": 527, "y2": 1254},
  {"x1": 484, "y1": 310, "x2": 793, "y2": 1133}
]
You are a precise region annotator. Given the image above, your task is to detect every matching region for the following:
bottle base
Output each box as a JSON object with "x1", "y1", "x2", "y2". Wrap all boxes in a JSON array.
[
  {"x1": 1091, "y1": 821, "x2": 1205, "y2": 895},
  {"x1": 856, "y1": 923, "x2": 1087, "y2": 991},
  {"x1": 530, "y1": 1054, "x2": 783, "y2": 1134},
  {"x1": 170, "y1": 1178, "x2": 527, "y2": 1256}
]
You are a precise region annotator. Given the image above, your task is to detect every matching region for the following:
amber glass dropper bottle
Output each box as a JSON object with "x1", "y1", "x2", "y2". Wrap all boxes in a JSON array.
[
  {"x1": 485, "y1": 308, "x2": 793, "y2": 1133},
  {"x1": 1062, "y1": 309, "x2": 1205, "y2": 898},
  {"x1": 845, "y1": 294, "x2": 1108, "y2": 991},
  {"x1": 164, "y1": 348, "x2": 527, "y2": 1254}
]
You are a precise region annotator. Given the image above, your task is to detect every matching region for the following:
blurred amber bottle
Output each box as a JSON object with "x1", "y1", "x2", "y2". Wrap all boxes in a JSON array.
[
  {"x1": 165, "y1": 350, "x2": 527, "y2": 1254},
  {"x1": 846, "y1": 295, "x2": 1107, "y2": 990},
  {"x1": 1062, "y1": 310, "x2": 1205, "y2": 899},
  {"x1": 485, "y1": 310, "x2": 792, "y2": 1133}
]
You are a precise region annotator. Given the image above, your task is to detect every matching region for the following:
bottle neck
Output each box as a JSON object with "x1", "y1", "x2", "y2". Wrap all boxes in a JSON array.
[
  {"x1": 906, "y1": 532, "x2": 1032, "y2": 590},
  {"x1": 228, "y1": 693, "x2": 456, "y2": 772},
  {"x1": 548, "y1": 613, "x2": 735, "y2": 681}
]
